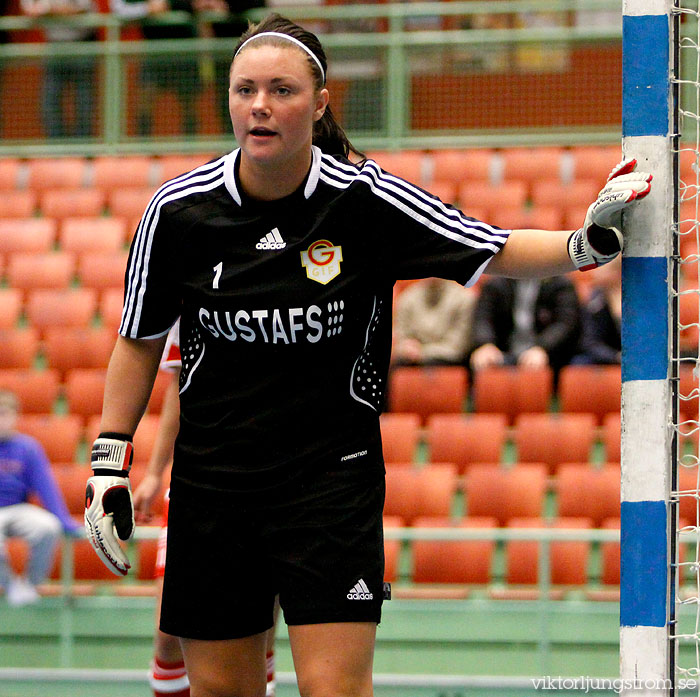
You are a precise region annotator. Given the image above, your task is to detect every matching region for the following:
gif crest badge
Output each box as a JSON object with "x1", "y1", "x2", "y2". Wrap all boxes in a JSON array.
[{"x1": 300, "y1": 240, "x2": 343, "y2": 285}]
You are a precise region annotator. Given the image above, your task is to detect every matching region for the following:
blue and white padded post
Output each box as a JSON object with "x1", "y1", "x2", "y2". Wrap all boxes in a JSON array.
[{"x1": 620, "y1": 0, "x2": 674, "y2": 694}]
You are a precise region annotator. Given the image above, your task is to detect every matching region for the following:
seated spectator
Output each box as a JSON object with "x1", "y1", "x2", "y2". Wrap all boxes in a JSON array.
[
  {"x1": 0, "y1": 390, "x2": 81, "y2": 606},
  {"x1": 575, "y1": 256, "x2": 621, "y2": 364},
  {"x1": 468, "y1": 276, "x2": 582, "y2": 374},
  {"x1": 392, "y1": 277, "x2": 476, "y2": 366}
]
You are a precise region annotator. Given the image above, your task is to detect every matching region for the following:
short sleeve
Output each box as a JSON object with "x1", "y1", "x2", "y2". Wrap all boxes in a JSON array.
[
  {"x1": 357, "y1": 160, "x2": 510, "y2": 287},
  {"x1": 120, "y1": 192, "x2": 181, "y2": 339}
]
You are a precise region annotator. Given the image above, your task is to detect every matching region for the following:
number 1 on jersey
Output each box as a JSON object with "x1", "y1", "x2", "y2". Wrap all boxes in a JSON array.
[{"x1": 212, "y1": 262, "x2": 223, "y2": 289}]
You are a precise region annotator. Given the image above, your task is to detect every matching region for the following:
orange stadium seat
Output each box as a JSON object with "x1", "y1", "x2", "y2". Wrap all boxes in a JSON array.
[
  {"x1": 0, "y1": 191, "x2": 38, "y2": 218},
  {"x1": 0, "y1": 158, "x2": 21, "y2": 189},
  {"x1": 39, "y1": 189, "x2": 106, "y2": 221},
  {"x1": 99, "y1": 288, "x2": 125, "y2": 331},
  {"x1": 464, "y1": 463, "x2": 548, "y2": 526},
  {"x1": 0, "y1": 369, "x2": 61, "y2": 413},
  {"x1": 91, "y1": 155, "x2": 154, "y2": 194},
  {"x1": 472, "y1": 366, "x2": 553, "y2": 423},
  {"x1": 530, "y1": 179, "x2": 599, "y2": 211},
  {"x1": 77, "y1": 251, "x2": 129, "y2": 298},
  {"x1": 0, "y1": 289, "x2": 23, "y2": 329},
  {"x1": 365, "y1": 150, "x2": 426, "y2": 186},
  {"x1": 6, "y1": 538, "x2": 30, "y2": 577},
  {"x1": 428, "y1": 180, "x2": 458, "y2": 205},
  {"x1": 383, "y1": 516, "x2": 403, "y2": 583},
  {"x1": 458, "y1": 180, "x2": 528, "y2": 214},
  {"x1": 488, "y1": 204, "x2": 563, "y2": 231},
  {"x1": 431, "y1": 149, "x2": 496, "y2": 185},
  {"x1": 27, "y1": 157, "x2": 88, "y2": 190},
  {"x1": 108, "y1": 187, "x2": 157, "y2": 220},
  {"x1": 16, "y1": 414, "x2": 83, "y2": 463},
  {"x1": 43, "y1": 327, "x2": 116, "y2": 377},
  {"x1": 558, "y1": 364, "x2": 621, "y2": 424},
  {"x1": 384, "y1": 463, "x2": 458, "y2": 525},
  {"x1": 59, "y1": 218, "x2": 126, "y2": 255},
  {"x1": 570, "y1": 145, "x2": 621, "y2": 181},
  {"x1": 499, "y1": 147, "x2": 564, "y2": 186},
  {"x1": 412, "y1": 463, "x2": 459, "y2": 520},
  {"x1": 679, "y1": 147, "x2": 699, "y2": 184},
  {"x1": 64, "y1": 368, "x2": 107, "y2": 421},
  {"x1": 384, "y1": 464, "x2": 418, "y2": 523},
  {"x1": 70, "y1": 539, "x2": 119, "y2": 581},
  {"x1": 131, "y1": 414, "x2": 162, "y2": 465},
  {"x1": 676, "y1": 465, "x2": 700, "y2": 527},
  {"x1": 380, "y1": 412, "x2": 421, "y2": 463},
  {"x1": 6, "y1": 252, "x2": 75, "y2": 292},
  {"x1": 25, "y1": 289, "x2": 97, "y2": 336},
  {"x1": 681, "y1": 254, "x2": 700, "y2": 287},
  {"x1": 158, "y1": 153, "x2": 218, "y2": 183},
  {"x1": 126, "y1": 216, "x2": 144, "y2": 243},
  {"x1": 504, "y1": 516, "x2": 592, "y2": 586},
  {"x1": 388, "y1": 366, "x2": 468, "y2": 423},
  {"x1": 602, "y1": 412, "x2": 621, "y2": 462},
  {"x1": 514, "y1": 413, "x2": 596, "y2": 474},
  {"x1": 425, "y1": 413, "x2": 507, "y2": 474},
  {"x1": 412, "y1": 516, "x2": 497, "y2": 585},
  {"x1": 0, "y1": 328, "x2": 40, "y2": 369},
  {"x1": 134, "y1": 537, "x2": 160, "y2": 581},
  {"x1": 679, "y1": 362, "x2": 698, "y2": 421},
  {"x1": 147, "y1": 371, "x2": 174, "y2": 414},
  {"x1": 563, "y1": 205, "x2": 589, "y2": 232},
  {"x1": 599, "y1": 517, "x2": 620, "y2": 586},
  {"x1": 556, "y1": 463, "x2": 620, "y2": 527},
  {"x1": 679, "y1": 285, "x2": 700, "y2": 356},
  {"x1": 0, "y1": 218, "x2": 56, "y2": 255}
]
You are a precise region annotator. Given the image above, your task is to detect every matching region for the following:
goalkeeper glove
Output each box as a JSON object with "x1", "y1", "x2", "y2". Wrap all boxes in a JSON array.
[
  {"x1": 84, "y1": 433, "x2": 135, "y2": 576},
  {"x1": 568, "y1": 158, "x2": 653, "y2": 271}
]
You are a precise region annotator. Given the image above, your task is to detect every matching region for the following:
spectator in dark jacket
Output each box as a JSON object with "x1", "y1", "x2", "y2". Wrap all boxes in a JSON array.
[{"x1": 468, "y1": 276, "x2": 582, "y2": 374}]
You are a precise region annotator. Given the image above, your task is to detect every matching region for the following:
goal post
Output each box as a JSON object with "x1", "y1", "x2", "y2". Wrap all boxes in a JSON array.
[{"x1": 620, "y1": 0, "x2": 677, "y2": 694}]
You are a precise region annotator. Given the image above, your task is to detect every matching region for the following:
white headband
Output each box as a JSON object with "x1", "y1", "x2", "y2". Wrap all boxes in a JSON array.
[{"x1": 234, "y1": 31, "x2": 326, "y2": 85}]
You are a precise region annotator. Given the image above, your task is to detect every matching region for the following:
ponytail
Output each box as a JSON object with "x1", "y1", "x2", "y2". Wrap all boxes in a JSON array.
[{"x1": 313, "y1": 104, "x2": 364, "y2": 161}]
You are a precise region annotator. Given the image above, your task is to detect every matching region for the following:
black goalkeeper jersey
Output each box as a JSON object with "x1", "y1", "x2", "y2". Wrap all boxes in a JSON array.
[{"x1": 120, "y1": 147, "x2": 510, "y2": 497}]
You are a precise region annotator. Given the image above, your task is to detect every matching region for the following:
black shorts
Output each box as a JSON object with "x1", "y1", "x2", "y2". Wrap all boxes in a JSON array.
[{"x1": 159, "y1": 472, "x2": 386, "y2": 640}]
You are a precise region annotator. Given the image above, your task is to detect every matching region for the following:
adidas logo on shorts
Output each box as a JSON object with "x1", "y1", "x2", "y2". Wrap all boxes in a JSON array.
[
  {"x1": 347, "y1": 578, "x2": 373, "y2": 600},
  {"x1": 256, "y1": 228, "x2": 286, "y2": 250}
]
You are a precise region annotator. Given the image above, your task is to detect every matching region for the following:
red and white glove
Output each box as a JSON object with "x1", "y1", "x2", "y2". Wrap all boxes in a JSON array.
[
  {"x1": 568, "y1": 159, "x2": 653, "y2": 271},
  {"x1": 84, "y1": 434, "x2": 135, "y2": 576}
]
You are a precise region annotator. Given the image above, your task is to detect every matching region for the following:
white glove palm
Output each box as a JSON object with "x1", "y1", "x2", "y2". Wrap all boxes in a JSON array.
[
  {"x1": 84, "y1": 435, "x2": 135, "y2": 576},
  {"x1": 85, "y1": 475, "x2": 134, "y2": 576},
  {"x1": 568, "y1": 159, "x2": 653, "y2": 271}
]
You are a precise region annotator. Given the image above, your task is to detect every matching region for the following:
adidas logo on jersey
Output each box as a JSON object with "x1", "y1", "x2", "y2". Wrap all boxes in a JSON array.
[
  {"x1": 256, "y1": 228, "x2": 286, "y2": 250},
  {"x1": 347, "y1": 579, "x2": 373, "y2": 600}
]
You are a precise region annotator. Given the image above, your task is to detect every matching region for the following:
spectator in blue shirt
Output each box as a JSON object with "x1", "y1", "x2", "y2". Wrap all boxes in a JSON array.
[{"x1": 0, "y1": 390, "x2": 81, "y2": 606}]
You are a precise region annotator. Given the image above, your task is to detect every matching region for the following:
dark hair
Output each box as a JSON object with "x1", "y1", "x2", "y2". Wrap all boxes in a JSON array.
[{"x1": 233, "y1": 13, "x2": 364, "y2": 161}]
